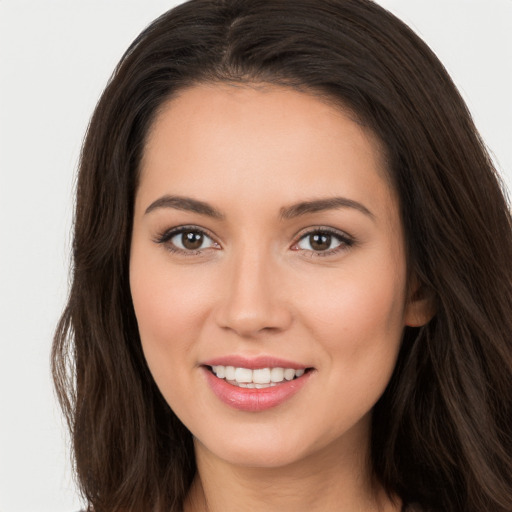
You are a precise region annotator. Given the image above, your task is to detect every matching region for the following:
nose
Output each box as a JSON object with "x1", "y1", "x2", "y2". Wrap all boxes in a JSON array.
[{"x1": 214, "y1": 248, "x2": 293, "y2": 338}]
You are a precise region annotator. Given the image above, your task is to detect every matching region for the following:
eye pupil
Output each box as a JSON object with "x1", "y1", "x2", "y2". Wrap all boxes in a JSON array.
[
  {"x1": 182, "y1": 231, "x2": 203, "y2": 250},
  {"x1": 310, "y1": 233, "x2": 331, "y2": 251}
]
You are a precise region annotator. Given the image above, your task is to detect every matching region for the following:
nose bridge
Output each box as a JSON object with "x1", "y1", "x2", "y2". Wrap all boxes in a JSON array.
[
  {"x1": 215, "y1": 241, "x2": 291, "y2": 336},
  {"x1": 231, "y1": 244, "x2": 271, "y2": 305}
]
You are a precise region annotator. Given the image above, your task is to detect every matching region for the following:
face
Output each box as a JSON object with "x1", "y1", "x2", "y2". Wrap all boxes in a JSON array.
[{"x1": 130, "y1": 84, "x2": 426, "y2": 469}]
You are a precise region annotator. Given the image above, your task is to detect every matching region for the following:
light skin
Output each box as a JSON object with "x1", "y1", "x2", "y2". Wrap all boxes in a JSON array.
[{"x1": 130, "y1": 84, "x2": 432, "y2": 511}]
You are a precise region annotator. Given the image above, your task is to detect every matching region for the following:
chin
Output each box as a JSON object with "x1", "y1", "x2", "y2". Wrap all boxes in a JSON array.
[
  {"x1": 200, "y1": 437, "x2": 309, "y2": 469},
  {"x1": 192, "y1": 418, "x2": 346, "y2": 470}
]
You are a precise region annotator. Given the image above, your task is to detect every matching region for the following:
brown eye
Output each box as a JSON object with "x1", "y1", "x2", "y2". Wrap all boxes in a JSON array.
[
  {"x1": 309, "y1": 233, "x2": 331, "y2": 251},
  {"x1": 295, "y1": 229, "x2": 351, "y2": 254},
  {"x1": 181, "y1": 231, "x2": 204, "y2": 250},
  {"x1": 163, "y1": 228, "x2": 217, "y2": 252}
]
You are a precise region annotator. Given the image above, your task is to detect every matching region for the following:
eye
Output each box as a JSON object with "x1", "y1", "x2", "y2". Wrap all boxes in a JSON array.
[
  {"x1": 156, "y1": 226, "x2": 220, "y2": 254},
  {"x1": 293, "y1": 228, "x2": 353, "y2": 255}
]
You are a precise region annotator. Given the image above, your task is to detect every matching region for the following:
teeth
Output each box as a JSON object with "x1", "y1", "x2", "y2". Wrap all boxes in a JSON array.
[
  {"x1": 225, "y1": 366, "x2": 236, "y2": 380},
  {"x1": 211, "y1": 365, "x2": 307, "y2": 387},
  {"x1": 234, "y1": 367, "x2": 252, "y2": 383},
  {"x1": 284, "y1": 368, "x2": 295, "y2": 381},
  {"x1": 270, "y1": 367, "x2": 284, "y2": 382},
  {"x1": 253, "y1": 368, "x2": 271, "y2": 384}
]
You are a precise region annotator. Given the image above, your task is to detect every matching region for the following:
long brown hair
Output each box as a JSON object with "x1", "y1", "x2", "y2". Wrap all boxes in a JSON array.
[{"x1": 52, "y1": 1, "x2": 512, "y2": 511}]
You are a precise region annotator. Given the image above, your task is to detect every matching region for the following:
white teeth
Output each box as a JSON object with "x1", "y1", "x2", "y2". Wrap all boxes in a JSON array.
[
  {"x1": 210, "y1": 365, "x2": 308, "y2": 387},
  {"x1": 225, "y1": 366, "x2": 236, "y2": 380},
  {"x1": 234, "y1": 367, "x2": 252, "y2": 383},
  {"x1": 212, "y1": 365, "x2": 225, "y2": 379},
  {"x1": 270, "y1": 367, "x2": 284, "y2": 382},
  {"x1": 283, "y1": 368, "x2": 295, "y2": 381},
  {"x1": 253, "y1": 368, "x2": 271, "y2": 384}
]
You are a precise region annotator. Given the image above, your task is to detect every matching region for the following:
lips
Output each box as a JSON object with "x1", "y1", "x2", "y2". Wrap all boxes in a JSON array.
[{"x1": 201, "y1": 356, "x2": 314, "y2": 411}]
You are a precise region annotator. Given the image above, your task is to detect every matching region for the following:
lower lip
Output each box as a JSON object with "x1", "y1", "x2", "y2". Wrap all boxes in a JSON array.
[{"x1": 203, "y1": 368, "x2": 312, "y2": 412}]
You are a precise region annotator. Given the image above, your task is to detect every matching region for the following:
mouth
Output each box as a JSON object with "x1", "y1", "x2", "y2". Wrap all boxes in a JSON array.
[
  {"x1": 201, "y1": 356, "x2": 315, "y2": 411},
  {"x1": 206, "y1": 365, "x2": 311, "y2": 388}
]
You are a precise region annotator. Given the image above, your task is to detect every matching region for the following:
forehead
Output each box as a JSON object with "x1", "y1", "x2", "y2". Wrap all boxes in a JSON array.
[{"x1": 138, "y1": 83, "x2": 396, "y2": 219}]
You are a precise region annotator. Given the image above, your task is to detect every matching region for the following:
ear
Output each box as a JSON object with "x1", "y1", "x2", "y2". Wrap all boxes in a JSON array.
[{"x1": 404, "y1": 275, "x2": 436, "y2": 327}]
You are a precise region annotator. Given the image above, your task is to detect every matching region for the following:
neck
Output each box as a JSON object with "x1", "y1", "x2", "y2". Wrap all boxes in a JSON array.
[{"x1": 184, "y1": 424, "x2": 400, "y2": 512}]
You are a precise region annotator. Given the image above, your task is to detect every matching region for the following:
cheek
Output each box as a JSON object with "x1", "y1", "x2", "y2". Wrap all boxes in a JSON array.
[
  {"x1": 129, "y1": 246, "x2": 215, "y2": 387},
  {"x1": 132, "y1": 272, "x2": 207, "y2": 344},
  {"x1": 298, "y1": 252, "x2": 407, "y2": 381},
  {"x1": 291, "y1": 259, "x2": 406, "y2": 440}
]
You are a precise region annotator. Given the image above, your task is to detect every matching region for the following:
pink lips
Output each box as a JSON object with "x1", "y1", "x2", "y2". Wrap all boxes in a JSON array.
[
  {"x1": 203, "y1": 355, "x2": 308, "y2": 370},
  {"x1": 201, "y1": 356, "x2": 312, "y2": 412}
]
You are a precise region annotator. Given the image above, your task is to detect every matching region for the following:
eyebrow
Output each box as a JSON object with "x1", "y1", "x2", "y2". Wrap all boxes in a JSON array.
[
  {"x1": 145, "y1": 195, "x2": 225, "y2": 219},
  {"x1": 144, "y1": 194, "x2": 374, "y2": 221},
  {"x1": 279, "y1": 197, "x2": 374, "y2": 220}
]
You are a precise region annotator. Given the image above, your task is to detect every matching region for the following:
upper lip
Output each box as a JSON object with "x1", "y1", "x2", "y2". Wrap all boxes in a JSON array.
[{"x1": 201, "y1": 355, "x2": 309, "y2": 370}]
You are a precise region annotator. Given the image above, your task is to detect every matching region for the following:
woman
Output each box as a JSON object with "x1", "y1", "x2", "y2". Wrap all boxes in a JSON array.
[{"x1": 52, "y1": 0, "x2": 512, "y2": 511}]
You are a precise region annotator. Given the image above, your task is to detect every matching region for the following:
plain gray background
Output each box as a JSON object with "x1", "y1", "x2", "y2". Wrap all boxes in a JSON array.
[{"x1": 1, "y1": 1, "x2": 511, "y2": 511}]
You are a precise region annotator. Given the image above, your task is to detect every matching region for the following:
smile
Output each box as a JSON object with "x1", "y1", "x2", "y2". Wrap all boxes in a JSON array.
[
  {"x1": 203, "y1": 361, "x2": 314, "y2": 411},
  {"x1": 209, "y1": 365, "x2": 306, "y2": 388}
]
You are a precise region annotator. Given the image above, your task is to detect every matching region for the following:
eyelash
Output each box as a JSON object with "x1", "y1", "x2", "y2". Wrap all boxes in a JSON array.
[
  {"x1": 292, "y1": 227, "x2": 355, "y2": 257},
  {"x1": 154, "y1": 225, "x2": 219, "y2": 255},
  {"x1": 154, "y1": 225, "x2": 355, "y2": 257}
]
